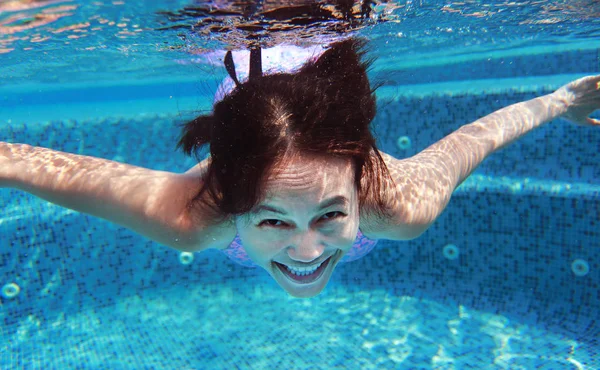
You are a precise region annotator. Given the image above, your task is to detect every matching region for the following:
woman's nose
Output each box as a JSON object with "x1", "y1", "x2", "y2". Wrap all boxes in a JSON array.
[{"x1": 287, "y1": 232, "x2": 325, "y2": 263}]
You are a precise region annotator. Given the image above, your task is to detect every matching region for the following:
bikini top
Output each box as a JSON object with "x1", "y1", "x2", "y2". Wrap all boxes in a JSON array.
[{"x1": 221, "y1": 230, "x2": 379, "y2": 268}]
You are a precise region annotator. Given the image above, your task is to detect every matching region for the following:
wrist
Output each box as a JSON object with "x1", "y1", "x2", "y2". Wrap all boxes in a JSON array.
[{"x1": 550, "y1": 86, "x2": 575, "y2": 117}]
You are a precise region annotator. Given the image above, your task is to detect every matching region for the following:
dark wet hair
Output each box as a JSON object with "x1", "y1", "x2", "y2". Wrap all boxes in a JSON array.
[{"x1": 178, "y1": 38, "x2": 392, "y2": 219}]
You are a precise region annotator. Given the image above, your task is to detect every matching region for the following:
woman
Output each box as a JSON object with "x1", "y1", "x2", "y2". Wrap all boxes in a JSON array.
[{"x1": 1, "y1": 39, "x2": 599, "y2": 298}]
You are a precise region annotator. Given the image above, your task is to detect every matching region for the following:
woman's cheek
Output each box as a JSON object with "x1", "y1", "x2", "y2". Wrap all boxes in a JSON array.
[{"x1": 244, "y1": 230, "x2": 286, "y2": 262}]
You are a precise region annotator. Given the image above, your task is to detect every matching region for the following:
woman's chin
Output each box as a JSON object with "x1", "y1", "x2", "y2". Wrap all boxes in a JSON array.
[
  {"x1": 276, "y1": 274, "x2": 329, "y2": 298},
  {"x1": 285, "y1": 285, "x2": 325, "y2": 298}
]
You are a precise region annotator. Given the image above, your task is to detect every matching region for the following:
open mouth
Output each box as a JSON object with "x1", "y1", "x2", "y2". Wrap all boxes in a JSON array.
[{"x1": 274, "y1": 256, "x2": 332, "y2": 284}]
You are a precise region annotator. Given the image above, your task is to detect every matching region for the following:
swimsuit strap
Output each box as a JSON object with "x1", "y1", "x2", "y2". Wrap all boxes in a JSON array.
[
  {"x1": 221, "y1": 234, "x2": 257, "y2": 268},
  {"x1": 339, "y1": 230, "x2": 379, "y2": 263},
  {"x1": 213, "y1": 44, "x2": 328, "y2": 103}
]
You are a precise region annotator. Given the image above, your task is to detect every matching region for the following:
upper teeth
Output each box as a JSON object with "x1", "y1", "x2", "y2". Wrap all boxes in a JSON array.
[{"x1": 286, "y1": 261, "x2": 323, "y2": 276}]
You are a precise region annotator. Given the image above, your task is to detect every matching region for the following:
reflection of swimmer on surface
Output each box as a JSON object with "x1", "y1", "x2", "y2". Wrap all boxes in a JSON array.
[
  {"x1": 2, "y1": 38, "x2": 599, "y2": 298},
  {"x1": 158, "y1": 0, "x2": 396, "y2": 49}
]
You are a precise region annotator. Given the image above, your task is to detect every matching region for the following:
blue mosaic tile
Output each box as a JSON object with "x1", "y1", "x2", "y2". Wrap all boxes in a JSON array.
[{"x1": 379, "y1": 48, "x2": 599, "y2": 86}]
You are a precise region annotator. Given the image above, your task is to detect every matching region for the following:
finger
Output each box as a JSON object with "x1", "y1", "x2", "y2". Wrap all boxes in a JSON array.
[
  {"x1": 594, "y1": 75, "x2": 600, "y2": 91},
  {"x1": 584, "y1": 75, "x2": 600, "y2": 89},
  {"x1": 577, "y1": 75, "x2": 600, "y2": 90},
  {"x1": 587, "y1": 117, "x2": 600, "y2": 126}
]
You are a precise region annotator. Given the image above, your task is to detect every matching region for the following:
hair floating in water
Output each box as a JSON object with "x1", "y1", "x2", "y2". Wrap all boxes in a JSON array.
[
  {"x1": 224, "y1": 51, "x2": 241, "y2": 87},
  {"x1": 224, "y1": 47, "x2": 263, "y2": 88}
]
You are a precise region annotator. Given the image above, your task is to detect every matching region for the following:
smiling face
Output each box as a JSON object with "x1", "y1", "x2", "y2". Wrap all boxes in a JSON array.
[{"x1": 235, "y1": 153, "x2": 359, "y2": 298}]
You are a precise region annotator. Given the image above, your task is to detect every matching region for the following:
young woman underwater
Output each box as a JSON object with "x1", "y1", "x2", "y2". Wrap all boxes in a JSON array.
[{"x1": 1, "y1": 39, "x2": 599, "y2": 298}]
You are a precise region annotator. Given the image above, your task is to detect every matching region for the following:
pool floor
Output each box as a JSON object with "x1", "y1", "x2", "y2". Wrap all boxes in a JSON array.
[{"x1": 2, "y1": 281, "x2": 595, "y2": 369}]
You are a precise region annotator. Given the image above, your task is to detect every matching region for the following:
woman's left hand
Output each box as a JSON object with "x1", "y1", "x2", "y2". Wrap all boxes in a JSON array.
[{"x1": 554, "y1": 74, "x2": 600, "y2": 127}]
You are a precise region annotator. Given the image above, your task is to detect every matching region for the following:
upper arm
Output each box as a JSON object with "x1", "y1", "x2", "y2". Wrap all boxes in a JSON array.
[
  {"x1": 6, "y1": 144, "x2": 234, "y2": 252},
  {"x1": 359, "y1": 151, "x2": 454, "y2": 241},
  {"x1": 363, "y1": 92, "x2": 564, "y2": 241},
  {"x1": 132, "y1": 171, "x2": 223, "y2": 251},
  {"x1": 125, "y1": 165, "x2": 237, "y2": 252}
]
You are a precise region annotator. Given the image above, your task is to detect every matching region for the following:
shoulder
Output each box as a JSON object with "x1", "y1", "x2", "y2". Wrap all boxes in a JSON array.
[
  {"x1": 358, "y1": 150, "x2": 432, "y2": 241},
  {"x1": 172, "y1": 164, "x2": 237, "y2": 252},
  {"x1": 176, "y1": 203, "x2": 237, "y2": 252}
]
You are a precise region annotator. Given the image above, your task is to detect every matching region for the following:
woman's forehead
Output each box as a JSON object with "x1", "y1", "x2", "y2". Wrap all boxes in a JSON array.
[
  {"x1": 261, "y1": 156, "x2": 356, "y2": 203},
  {"x1": 266, "y1": 155, "x2": 354, "y2": 187}
]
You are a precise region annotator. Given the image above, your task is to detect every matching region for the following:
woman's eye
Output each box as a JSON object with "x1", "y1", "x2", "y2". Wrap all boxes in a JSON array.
[
  {"x1": 259, "y1": 219, "x2": 285, "y2": 227},
  {"x1": 258, "y1": 212, "x2": 345, "y2": 228},
  {"x1": 321, "y1": 211, "x2": 345, "y2": 221}
]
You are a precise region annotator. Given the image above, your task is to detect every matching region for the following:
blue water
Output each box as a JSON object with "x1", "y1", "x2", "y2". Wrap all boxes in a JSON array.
[{"x1": 1, "y1": 1, "x2": 599, "y2": 369}]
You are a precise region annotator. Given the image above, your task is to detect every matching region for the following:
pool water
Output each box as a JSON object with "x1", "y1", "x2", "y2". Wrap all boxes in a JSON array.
[{"x1": 1, "y1": 1, "x2": 599, "y2": 369}]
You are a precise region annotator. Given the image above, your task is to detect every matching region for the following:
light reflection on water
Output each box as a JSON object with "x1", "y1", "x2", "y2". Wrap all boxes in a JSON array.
[{"x1": 2, "y1": 0, "x2": 599, "y2": 53}]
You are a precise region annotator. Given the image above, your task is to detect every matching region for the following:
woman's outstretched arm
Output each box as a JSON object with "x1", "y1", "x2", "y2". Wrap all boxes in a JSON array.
[
  {"x1": 0, "y1": 144, "x2": 235, "y2": 251},
  {"x1": 362, "y1": 75, "x2": 600, "y2": 240}
]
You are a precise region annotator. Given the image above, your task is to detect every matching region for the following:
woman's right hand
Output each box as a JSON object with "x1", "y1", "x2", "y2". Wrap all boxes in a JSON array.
[{"x1": 554, "y1": 75, "x2": 600, "y2": 127}]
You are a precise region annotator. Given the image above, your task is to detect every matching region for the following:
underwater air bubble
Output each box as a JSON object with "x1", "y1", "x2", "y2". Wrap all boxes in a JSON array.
[
  {"x1": 2, "y1": 282, "x2": 21, "y2": 299},
  {"x1": 443, "y1": 244, "x2": 459, "y2": 260},
  {"x1": 179, "y1": 252, "x2": 194, "y2": 265},
  {"x1": 396, "y1": 136, "x2": 412, "y2": 150},
  {"x1": 571, "y1": 259, "x2": 589, "y2": 277}
]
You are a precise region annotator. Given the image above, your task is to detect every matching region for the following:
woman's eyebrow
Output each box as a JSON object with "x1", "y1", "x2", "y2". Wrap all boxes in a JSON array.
[
  {"x1": 319, "y1": 195, "x2": 349, "y2": 210},
  {"x1": 251, "y1": 204, "x2": 287, "y2": 215},
  {"x1": 251, "y1": 195, "x2": 349, "y2": 216}
]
